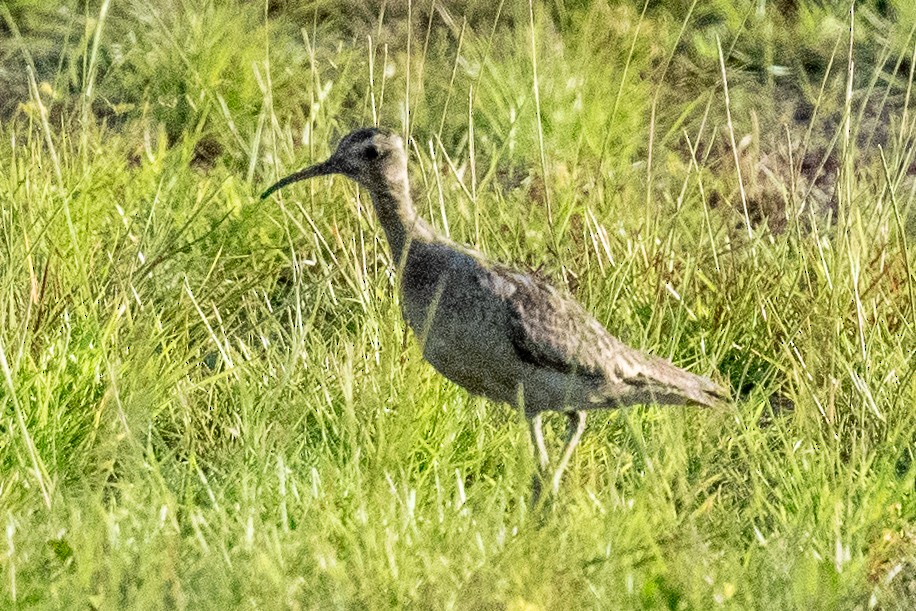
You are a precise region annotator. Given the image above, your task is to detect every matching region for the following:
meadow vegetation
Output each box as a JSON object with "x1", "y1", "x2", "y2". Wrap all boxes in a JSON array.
[{"x1": 1, "y1": 0, "x2": 916, "y2": 607}]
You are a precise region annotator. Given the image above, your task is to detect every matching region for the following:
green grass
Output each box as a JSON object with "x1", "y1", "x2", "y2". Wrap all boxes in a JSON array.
[{"x1": 2, "y1": 0, "x2": 916, "y2": 608}]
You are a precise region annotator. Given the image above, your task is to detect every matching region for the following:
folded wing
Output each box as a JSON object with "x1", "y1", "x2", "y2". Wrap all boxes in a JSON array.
[{"x1": 482, "y1": 265, "x2": 728, "y2": 408}]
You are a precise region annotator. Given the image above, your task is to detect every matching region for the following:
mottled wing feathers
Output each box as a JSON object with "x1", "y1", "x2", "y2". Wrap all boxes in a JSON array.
[
  {"x1": 487, "y1": 268, "x2": 611, "y2": 377},
  {"x1": 482, "y1": 264, "x2": 727, "y2": 409}
]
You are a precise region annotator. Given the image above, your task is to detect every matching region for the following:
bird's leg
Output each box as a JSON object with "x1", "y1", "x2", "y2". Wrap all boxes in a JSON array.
[
  {"x1": 530, "y1": 413, "x2": 550, "y2": 470},
  {"x1": 529, "y1": 413, "x2": 550, "y2": 506},
  {"x1": 551, "y1": 411, "x2": 587, "y2": 495}
]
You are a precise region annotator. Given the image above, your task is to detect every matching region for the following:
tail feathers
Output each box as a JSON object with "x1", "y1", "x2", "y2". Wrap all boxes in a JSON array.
[
  {"x1": 678, "y1": 374, "x2": 730, "y2": 408},
  {"x1": 649, "y1": 359, "x2": 729, "y2": 408},
  {"x1": 596, "y1": 357, "x2": 730, "y2": 409}
]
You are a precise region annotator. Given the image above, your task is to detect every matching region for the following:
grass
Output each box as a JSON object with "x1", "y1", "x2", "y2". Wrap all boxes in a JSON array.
[{"x1": 2, "y1": 0, "x2": 916, "y2": 608}]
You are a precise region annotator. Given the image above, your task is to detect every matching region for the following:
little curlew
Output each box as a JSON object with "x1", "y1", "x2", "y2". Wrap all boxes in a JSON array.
[{"x1": 262, "y1": 127, "x2": 728, "y2": 503}]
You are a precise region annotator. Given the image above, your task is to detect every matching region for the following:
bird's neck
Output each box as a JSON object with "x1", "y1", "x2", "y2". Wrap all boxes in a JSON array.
[{"x1": 370, "y1": 178, "x2": 436, "y2": 264}]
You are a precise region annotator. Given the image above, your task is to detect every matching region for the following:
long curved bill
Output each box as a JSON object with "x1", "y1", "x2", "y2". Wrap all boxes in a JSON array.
[{"x1": 260, "y1": 159, "x2": 336, "y2": 200}]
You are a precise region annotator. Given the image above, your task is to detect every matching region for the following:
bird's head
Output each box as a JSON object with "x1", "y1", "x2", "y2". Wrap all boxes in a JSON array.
[{"x1": 261, "y1": 128, "x2": 407, "y2": 199}]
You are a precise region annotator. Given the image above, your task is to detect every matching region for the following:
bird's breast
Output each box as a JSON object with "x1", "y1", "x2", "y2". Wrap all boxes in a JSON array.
[{"x1": 398, "y1": 244, "x2": 521, "y2": 404}]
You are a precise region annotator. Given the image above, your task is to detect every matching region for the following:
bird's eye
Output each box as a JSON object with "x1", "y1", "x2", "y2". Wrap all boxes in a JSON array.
[{"x1": 364, "y1": 145, "x2": 379, "y2": 160}]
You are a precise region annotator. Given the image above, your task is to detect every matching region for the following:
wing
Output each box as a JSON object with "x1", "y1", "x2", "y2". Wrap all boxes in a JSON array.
[
  {"x1": 483, "y1": 265, "x2": 631, "y2": 378},
  {"x1": 481, "y1": 264, "x2": 727, "y2": 408}
]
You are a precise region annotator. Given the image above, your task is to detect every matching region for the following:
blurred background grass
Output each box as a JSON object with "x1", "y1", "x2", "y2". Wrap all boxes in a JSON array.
[{"x1": 2, "y1": 0, "x2": 916, "y2": 607}]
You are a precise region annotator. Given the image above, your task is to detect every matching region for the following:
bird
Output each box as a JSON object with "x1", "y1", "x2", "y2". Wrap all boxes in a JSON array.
[{"x1": 261, "y1": 127, "x2": 728, "y2": 504}]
